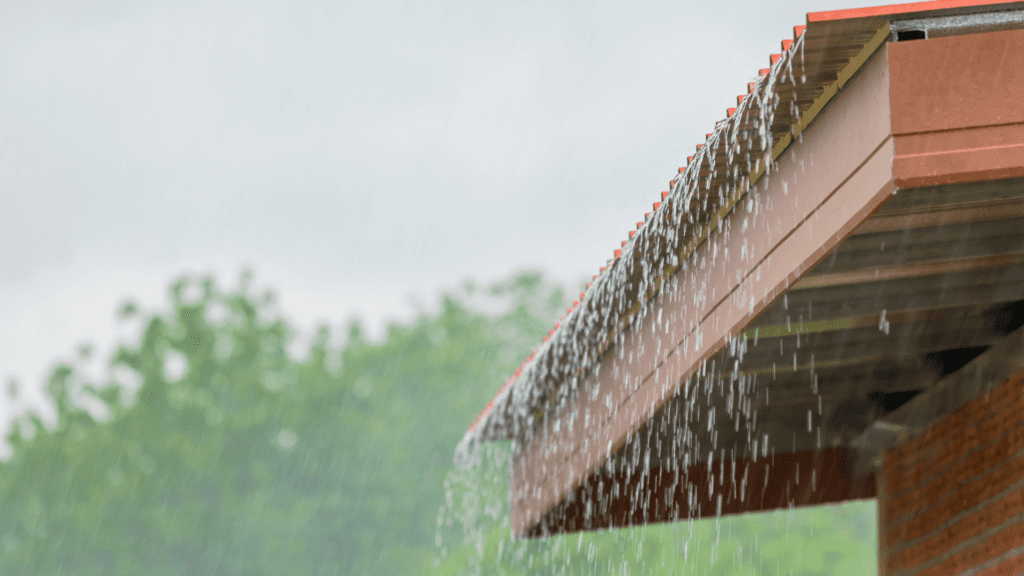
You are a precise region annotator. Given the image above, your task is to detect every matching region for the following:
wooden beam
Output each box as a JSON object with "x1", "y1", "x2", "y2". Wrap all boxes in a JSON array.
[
  {"x1": 793, "y1": 253, "x2": 1024, "y2": 290},
  {"x1": 851, "y1": 324, "x2": 1024, "y2": 478},
  {"x1": 758, "y1": 265, "x2": 1024, "y2": 326},
  {"x1": 854, "y1": 197, "x2": 1024, "y2": 235},
  {"x1": 521, "y1": 448, "x2": 875, "y2": 538}
]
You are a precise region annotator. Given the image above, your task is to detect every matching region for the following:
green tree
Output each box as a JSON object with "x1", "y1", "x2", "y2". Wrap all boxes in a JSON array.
[
  {"x1": 0, "y1": 268, "x2": 876, "y2": 575},
  {"x1": 0, "y1": 269, "x2": 570, "y2": 575}
]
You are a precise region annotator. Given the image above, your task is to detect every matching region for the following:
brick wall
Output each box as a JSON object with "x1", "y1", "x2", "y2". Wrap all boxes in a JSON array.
[{"x1": 878, "y1": 370, "x2": 1024, "y2": 576}]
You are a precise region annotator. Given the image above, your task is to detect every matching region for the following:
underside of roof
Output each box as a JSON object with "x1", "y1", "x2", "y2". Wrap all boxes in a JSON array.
[{"x1": 456, "y1": 0, "x2": 1024, "y2": 539}]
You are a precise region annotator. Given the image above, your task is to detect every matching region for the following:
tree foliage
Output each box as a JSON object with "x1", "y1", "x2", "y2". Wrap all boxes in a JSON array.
[{"x1": 0, "y1": 269, "x2": 876, "y2": 574}]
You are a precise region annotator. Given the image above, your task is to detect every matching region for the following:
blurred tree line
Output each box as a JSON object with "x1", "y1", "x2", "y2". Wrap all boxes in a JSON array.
[{"x1": 0, "y1": 270, "x2": 877, "y2": 575}]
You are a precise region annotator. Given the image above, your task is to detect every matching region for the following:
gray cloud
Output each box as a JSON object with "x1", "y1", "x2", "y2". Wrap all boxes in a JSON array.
[{"x1": 0, "y1": 0, "x2": 880, "y2": 404}]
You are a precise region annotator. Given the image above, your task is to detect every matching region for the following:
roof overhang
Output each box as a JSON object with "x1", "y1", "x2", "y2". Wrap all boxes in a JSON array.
[{"x1": 458, "y1": 0, "x2": 1024, "y2": 539}]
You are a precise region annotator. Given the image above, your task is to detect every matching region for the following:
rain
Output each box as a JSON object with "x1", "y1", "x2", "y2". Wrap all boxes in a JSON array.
[{"x1": 7, "y1": 0, "x2": 1022, "y2": 574}]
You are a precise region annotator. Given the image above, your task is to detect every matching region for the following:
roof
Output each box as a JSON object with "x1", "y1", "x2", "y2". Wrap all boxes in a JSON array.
[
  {"x1": 810, "y1": 0, "x2": 1022, "y2": 20},
  {"x1": 459, "y1": 0, "x2": 1024, "y2": 455}
]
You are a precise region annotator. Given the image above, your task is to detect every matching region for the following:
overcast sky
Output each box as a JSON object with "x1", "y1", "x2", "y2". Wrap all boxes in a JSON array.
[{"x1": 1, "y1": 0, "x2": 884, "y2": 422}]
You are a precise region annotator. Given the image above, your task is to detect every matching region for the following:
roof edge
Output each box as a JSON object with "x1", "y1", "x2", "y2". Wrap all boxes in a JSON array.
[{"x1": 808, "y1": 0, "x2": 1024, "y2": 23}]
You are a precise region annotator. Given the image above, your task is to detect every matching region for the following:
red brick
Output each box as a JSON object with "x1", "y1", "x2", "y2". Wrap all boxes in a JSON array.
[
  {"x1": 885, "y1": 437, "x2": 1022, "y2": 525},
  {"x1": 884, "y1": 387, "x2": 1024, "y2": 504},
  {"x1": 890, "y1": 489, "x2": 1024, "y2": 570},
  {"x1": 887, "y1": 456, "x2": 1024, "y2": 543},
  {"x1": 912, "y1": 522, "x2": 1024, "y2": 576},
  {"x1": 880, "y1": 371, "x2": 1024, "y2": 575},
  {"x1": 974, "y1": 553, "x2": 1024, "y2": 576}
]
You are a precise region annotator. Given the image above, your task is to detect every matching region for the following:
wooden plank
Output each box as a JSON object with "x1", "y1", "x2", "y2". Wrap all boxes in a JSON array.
[
  {"x1": 742, "y1": 304, "x2": 981, "y2": 340},
  {"x1": 686, "y1": 353, "x2": 934, "y2": 406},
  {"x1": 822, "y1": 220, "x2": 1024, "y2": 274},
  {"x1": 629, "y1": 354, "x2": 935, "y2": 472},
  {"x1": 876, "y1": 176, "x2": 1024, "y2": 213},
  {"x1": 734, "y1": 320, "x2": 1002, "y2": 375},
  {"x1": 755, "y1": 266, "x2": 1024, "y2": 326},
  {"x1": 793, "y1": 253, "x2": 1024, "y2": 290},
  {"x1": 522, "y1": 449, "x2": 875, "y2": 537},
  {"x1": 855, "y1": 197, "x2": 1024, "y2": 234}
]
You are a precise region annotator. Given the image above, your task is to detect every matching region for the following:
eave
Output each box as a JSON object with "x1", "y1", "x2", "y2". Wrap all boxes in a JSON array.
[{"x1": 457, "y1": 0, "x2": 1024, "y2": 539}]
